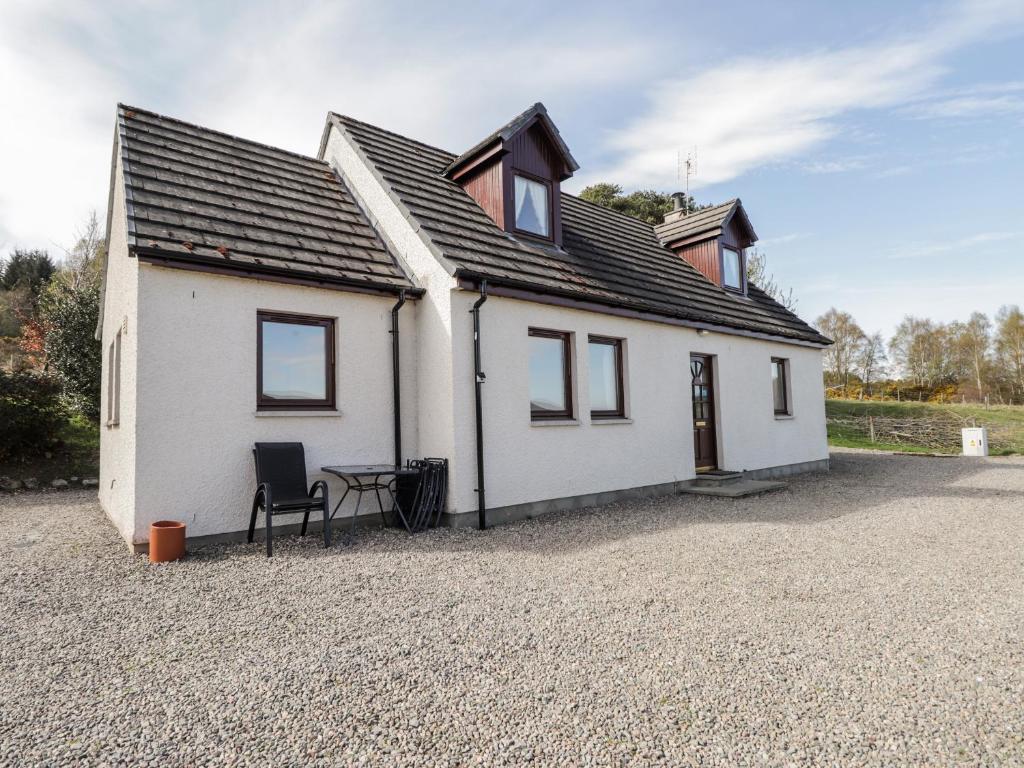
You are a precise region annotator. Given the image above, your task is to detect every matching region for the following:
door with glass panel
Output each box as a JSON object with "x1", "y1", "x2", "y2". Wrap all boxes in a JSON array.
[{"x1": 690, "y1": 354, "x2": 718, "y2": 471}]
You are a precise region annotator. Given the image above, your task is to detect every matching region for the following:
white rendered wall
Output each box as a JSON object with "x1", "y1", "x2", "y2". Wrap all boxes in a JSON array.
[
  {"x1": 321, "y1": 124, "x2": 462, "y2": 497},
  {"x1": 132, "y1": 265, "x2": 418, "y2": 542},
  {"x1": 98, "y1": 149, "x2": 140, "y2": 545},
  {"x1": 449, "y1": 294, "x2": 828, "y2": 513}
]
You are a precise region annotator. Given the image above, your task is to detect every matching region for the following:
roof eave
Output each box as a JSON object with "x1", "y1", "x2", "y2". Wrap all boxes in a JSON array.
[
  {"x1": 133, "y1": 246, "x2": 423, "y2": 299},
  {"x1": 454, "y1": 269, "x2": 830, "y2": 348}
]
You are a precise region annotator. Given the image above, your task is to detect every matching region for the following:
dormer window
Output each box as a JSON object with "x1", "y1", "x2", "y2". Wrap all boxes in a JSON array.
[
  {"x1": 722, "y1": 247, "x2": 745, "y2": 292},
  {"x1": 514, "y1": 174, "x2": 551, "y2": 239},
  {"x1": 444, "y1": 103, "x2": 579, "y2": 247},
  {"x1": 655, "y1": 199, "x2": 757, "y2": 294}
]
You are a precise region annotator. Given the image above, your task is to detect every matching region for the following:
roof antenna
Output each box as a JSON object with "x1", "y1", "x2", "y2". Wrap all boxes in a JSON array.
[
  {"x1": 676, "y1": 147, "x2": 698, "y2": 212},
  {"x1": 684, "y1": 147, "x2": 697, "y2": 209}
]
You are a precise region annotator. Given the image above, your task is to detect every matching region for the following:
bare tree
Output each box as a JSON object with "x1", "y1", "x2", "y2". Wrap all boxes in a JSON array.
[
  {"x1": 995, "y1": 305, "x2": 1024, "y2": 402},
  {"x1": 857, "y1": 332, "x2": 887, "y2": 398},
  {"x1": 815, "y1": 308, "x2": 865, "y2": 391},
  {"x1": 889, "y1": 316, "x2": 957, "y2": 389},
  {"x1": 949, "y1": 312, "x2": 992, "y2": 398},
  {"x1": 61, "y1": 210, "x2": 104, "y2": 289},
  {"x1": 745, "y1": 248, "x2": 796, "y2": 311}
]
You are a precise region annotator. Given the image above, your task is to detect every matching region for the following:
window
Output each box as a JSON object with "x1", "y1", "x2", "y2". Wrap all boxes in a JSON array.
[
  {"x1": 771, "y1": 357, "x2": 789, "y2": 415},
  {"x1": 529, "y1": 328, "x2": 572, "y2": 420},
  {"x1": 106, "y1": 329, "x2": 122, "y2": 427},
  {"x1": 514, "y1": 174, "x2": 551, "y2": 238},
  {"x1": 257, "y1": 311, "x2": 335, "y2": 410},
  {"x1": 722, "y1": 247, "x2": 744, "y2": 291},
  {"x1": 588, "y1": 336, "x2": 625, "y2": 419}
]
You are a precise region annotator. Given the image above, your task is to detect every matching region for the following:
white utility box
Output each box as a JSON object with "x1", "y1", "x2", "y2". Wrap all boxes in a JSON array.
[{"x1": 961, "y1": 427, "x2": 989, "y2": 457}]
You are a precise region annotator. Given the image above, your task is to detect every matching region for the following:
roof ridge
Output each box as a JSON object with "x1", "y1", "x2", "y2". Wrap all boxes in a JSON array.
[
  {"x1": 330, "y1": 112, "x2": 458, "y2": 161},
  {"x1": 118, "y1": 103, "x2": 324, "y2": 165}
]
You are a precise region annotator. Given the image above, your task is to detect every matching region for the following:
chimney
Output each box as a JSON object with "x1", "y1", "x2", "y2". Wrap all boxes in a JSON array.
[{"x1": 663, "y1": 192, "x2": 689, "y2": 224}]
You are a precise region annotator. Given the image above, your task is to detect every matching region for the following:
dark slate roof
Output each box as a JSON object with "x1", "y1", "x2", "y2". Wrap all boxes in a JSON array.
[
  {"x1": 330, "y1": 114, "x2": 830, "y2": 345},
  {"x1": 442, "y1": 103, "x2": 580, "y2": 180},
  {"x1": 115, "y1": 105, "x2": 417, "y2": 294},
  {"x1": 654, "y1": 199, "x2": 758, "y2": 245}
]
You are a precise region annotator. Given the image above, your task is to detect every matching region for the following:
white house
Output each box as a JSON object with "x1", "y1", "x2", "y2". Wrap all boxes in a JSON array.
[{"x1": 97, "y1": 102, "x2": 831, "y2": 549}]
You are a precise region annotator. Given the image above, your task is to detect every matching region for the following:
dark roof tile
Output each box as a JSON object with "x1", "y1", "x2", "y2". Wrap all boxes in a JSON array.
[
  {"x1": 117, "y1": 105, "x2": 416, "y2": 294},
  {"x1": 333, "y1": 114, "x2": 828, "y2": 345}
]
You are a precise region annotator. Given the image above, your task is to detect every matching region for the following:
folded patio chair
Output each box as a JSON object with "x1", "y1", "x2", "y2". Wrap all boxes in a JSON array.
[
  {"x1": 249, "y1": 442, "x2": 330, "y2": 557},
  {"x1": 405, "y1": 458, "x2": 448, "y2": 532}
]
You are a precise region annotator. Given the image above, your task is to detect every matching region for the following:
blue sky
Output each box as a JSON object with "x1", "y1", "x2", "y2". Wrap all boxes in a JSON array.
[{"x1": 1, "y1": 0, "x2": 1022, "y2": 338}]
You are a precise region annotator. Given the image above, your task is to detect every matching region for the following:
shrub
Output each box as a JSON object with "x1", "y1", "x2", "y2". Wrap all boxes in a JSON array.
[
  {"x1": 37, "y1": 270, "x2": 102, "y2": 421},
  {"x1": 0, "y1": 370, "x2": 66, "y2": 461}
]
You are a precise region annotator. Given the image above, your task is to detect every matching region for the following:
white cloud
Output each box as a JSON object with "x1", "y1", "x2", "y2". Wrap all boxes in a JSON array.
[
  {"x1": 801, "y1": 158, "x2": 868, "y2": 175},
  {"x1": 885, "y1": 231, "x2": 1019, "y2": 260},
  {"x1": 903, "y1": 82, "x2": 1024, "y2": 119},
  {"x1": 0, "y1": 1, "x2": 127, "y2": 256},
  {"x1": 0, "y1": 0, "x2": 655, "y2": 258},
  {"x1": 594, "y1": 0, "x2": 1024, "y2": 189},
  {"x1": 758, "y1": 232, "x2": 811, "y2": 247}
]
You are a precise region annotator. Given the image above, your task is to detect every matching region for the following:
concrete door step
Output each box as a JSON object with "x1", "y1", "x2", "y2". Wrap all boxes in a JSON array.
[
  {"x1": 679, "y1": 478, "x2": 787, "y2": 498},
  {"x1": 692, "y1": 471, "x2": 743, "y2": 487}
]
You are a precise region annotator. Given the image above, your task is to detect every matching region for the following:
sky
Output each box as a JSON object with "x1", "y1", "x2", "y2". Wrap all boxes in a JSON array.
[{"x1": 1, "y1": 0, "x2": 1022, "y2": 338}]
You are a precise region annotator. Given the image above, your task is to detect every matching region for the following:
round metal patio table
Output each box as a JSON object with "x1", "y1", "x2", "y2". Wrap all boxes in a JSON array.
[{"x1": 320, "y1": 464, "x2": 420, "y2": 534}]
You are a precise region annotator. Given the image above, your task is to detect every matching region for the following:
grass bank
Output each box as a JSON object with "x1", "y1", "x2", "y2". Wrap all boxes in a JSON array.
[{"x1": 826, "y1": 398, "x2": 1024, "y2": 455}]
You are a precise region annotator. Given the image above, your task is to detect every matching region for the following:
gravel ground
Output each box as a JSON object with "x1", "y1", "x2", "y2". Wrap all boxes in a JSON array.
[{"x1": 1, "y1": 449, "x2": 1021, "y2": 767}]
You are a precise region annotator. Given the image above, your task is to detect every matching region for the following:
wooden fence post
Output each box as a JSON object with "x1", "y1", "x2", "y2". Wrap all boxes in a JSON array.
[{"x1": 869, "y1": 415, "x2": 875, "y2": 443}]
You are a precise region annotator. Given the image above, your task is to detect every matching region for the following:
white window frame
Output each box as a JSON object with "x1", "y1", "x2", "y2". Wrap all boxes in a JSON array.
[{"x1": 107, "y1": 329, "x2": 122, "y2": 427}]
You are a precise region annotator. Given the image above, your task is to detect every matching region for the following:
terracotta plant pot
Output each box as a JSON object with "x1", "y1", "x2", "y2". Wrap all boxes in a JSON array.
[{"x1": 149, "y1": 520, "x2": 186, "y2": 563}]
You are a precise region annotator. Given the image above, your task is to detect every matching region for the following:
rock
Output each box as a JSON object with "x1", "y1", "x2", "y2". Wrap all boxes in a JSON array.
[
  {"x1": 0, "y1": 476, "x2": 22, "y2": 492},
  {"x1": 51, "y1": 479, "x2": 69, "y2": 490},
  {"x1": 82, "y1": 478, "x2": 99, "y2": 488},
  {"x1": 22, "y1": 478, "x2": 40, "y2": 491}
]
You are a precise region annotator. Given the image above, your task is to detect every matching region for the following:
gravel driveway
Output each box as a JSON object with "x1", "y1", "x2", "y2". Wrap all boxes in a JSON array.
[{"x1": 1, "y1": 449, "x2": 1021, "y2": 767}]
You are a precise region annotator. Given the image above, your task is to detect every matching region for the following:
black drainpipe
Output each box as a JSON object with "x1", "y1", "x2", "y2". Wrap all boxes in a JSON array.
[
  {"x1": 471, "y1": 281, "x2": 488, "y2": 529},
  {"x1": 390, "y1": 290, "x2": 407, "y2": 468}
]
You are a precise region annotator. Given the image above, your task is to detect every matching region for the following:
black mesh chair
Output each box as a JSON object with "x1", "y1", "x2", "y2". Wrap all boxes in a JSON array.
[{"x1": 249, "y1": 443, "x2": 330, "y2": 557}]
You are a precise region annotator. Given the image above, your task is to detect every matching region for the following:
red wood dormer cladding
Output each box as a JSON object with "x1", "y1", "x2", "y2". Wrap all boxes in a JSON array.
[
  {"x1": 444, "y1": 103, "x2": 579, "y2": 246},
  {"x1": 656, "y1": 199, "x2": 758, "y2": 292},
  {"x1": 676, "y1": 239, "x2": 722, "y2": 285}
]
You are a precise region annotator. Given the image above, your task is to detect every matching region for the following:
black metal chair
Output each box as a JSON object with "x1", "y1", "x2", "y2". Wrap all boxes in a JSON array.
[{"x1": 249, "y1": 442, "x2": 330, "y2": 557}]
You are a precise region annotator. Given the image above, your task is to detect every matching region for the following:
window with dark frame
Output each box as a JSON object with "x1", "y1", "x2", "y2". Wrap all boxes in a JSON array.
[
  {"x1": 257, "y1": 311, "x2": 336, "y2": 410},
  {"x1": 514, "y1": 174, "x2": 552, "y2": 239},
  {"x1": 722, "y1": 246, "x2": 745, "y2": 292},
  {"x1": 528, "y1": 328, "x2": 572, "y2": 420},
  {"x1": 771, "y1": 357, "x2": 789, "y2": 415},
  {"x1": 588, "y1": 335, "x2": 625, "y2": 419}
]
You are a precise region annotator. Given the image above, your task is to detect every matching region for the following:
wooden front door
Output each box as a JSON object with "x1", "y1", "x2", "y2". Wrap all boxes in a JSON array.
[{"x1": 690, "y1": 354, "x2": 718, "y2": 471}]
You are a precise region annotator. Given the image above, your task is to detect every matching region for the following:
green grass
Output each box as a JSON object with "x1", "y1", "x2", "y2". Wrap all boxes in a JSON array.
[
  {"x1": 826, "y1": 398, "x2": 1024, "y2": 455},
  {"x1": 826, "y1": 426, "x2": 937, "y2": 454},
  {"x1": 0, "y1": 414, "x2": 99, "y2": 483}
]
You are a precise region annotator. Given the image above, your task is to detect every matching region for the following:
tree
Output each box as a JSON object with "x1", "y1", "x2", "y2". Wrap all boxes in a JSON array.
[
  {"x1": 35, "y1": 213, "x2": 104, "y2": 420},
  {"x1": 578, "y1": 183, "x2": 704, "y2": 224},
  {"x1": 889, "y1": 316, "x2": 955, "y2": 389},
  {"x1": 949, "y1": 312, "x2": 991, "y2": 398},
  {"x1": 0, "y1": 249, "x2": 55, "y2": 296},
  {"x1": 857, "y1": 332, "x2": 887, "y2": 398},
  {"x1": 994, "y1": 305, "x2": 1024, "y2": 402},
  {"x1": 745, "y1": 248, "x2": 796, "y2": 311},
  {"x1": 815, "y1": 308, "x2": 865, "y2": 391}
]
